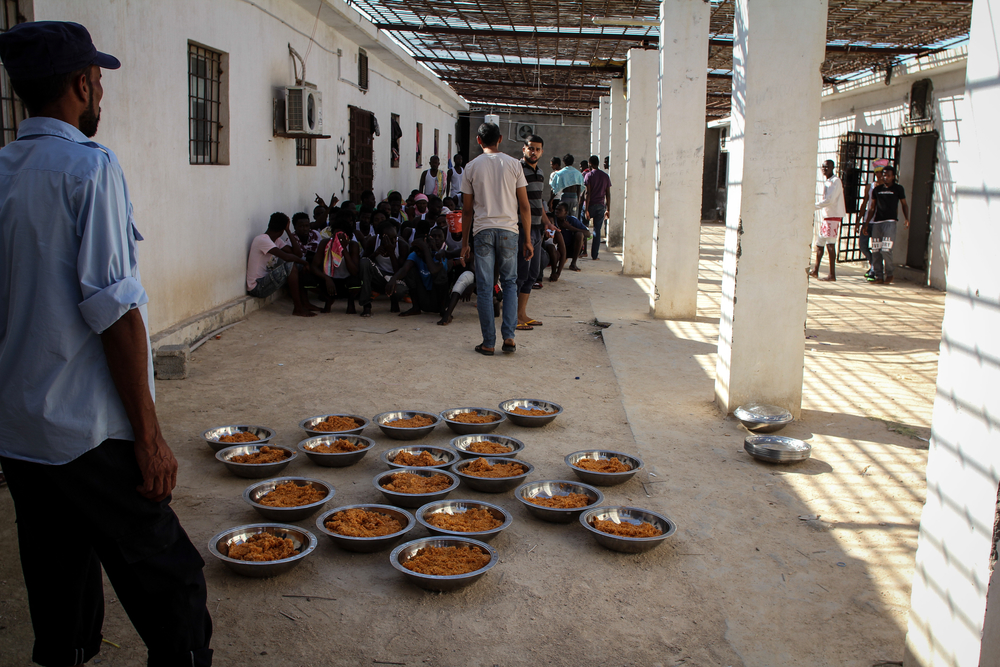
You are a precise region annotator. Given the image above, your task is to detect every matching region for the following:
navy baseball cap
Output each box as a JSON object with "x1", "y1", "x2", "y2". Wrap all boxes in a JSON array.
[{"x1": 0, "y1": 21, "x2": 120, "y2": 80}]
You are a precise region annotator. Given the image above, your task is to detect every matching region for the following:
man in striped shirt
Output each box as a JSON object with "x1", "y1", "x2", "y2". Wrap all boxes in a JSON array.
[{"x1": 516, "y1": 135, "x2": 551, "y2": 329}]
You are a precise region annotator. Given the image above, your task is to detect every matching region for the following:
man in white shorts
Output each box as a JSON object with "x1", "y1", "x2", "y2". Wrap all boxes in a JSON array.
[{"x1": 810, "y1": 159, "x2": 846, "y2": 281}]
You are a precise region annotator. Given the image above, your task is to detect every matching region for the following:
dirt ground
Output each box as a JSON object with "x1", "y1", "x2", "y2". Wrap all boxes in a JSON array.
[{"x1": 0, "y1": 225, "x2": 942, "y2": 666}]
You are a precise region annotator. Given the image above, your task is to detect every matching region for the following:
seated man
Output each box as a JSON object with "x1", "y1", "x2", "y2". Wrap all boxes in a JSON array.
[
  {"x1": 311, "y1": 205, "x2": 329, "y2": 232},
  {"x1": 386, "y1": 227, "x2": 451, "y2": 318},
  {"x1": 438, "y1": 251, "x2": 477, "y2": 326},
  {"x1": 553, "y1": 201, "x2": 587, "y2": 272},
  {"x1": 292, "y1": 211, "x2": 321, "y2": 261},
  {"x1": 246, "y1": 212, "x2": 315, "y2": 317},
  {"x1": 542, "y1": 217, "x2": 566, "y2": 282},
  {"x1": 359, "y1": 220, "x2": 410, "y2": 317},
  {"x1": 311, "y1": 210, "x2": 362, "y2": 313},
  {"x1": 387, "y1": 191, "x2": 407, "y2": 228}
]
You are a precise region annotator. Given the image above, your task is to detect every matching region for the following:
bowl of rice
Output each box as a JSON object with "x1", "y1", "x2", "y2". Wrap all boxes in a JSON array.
[
  {"x1": 449, "y1": 435, "x2": 525, "y2": 460},
  {"x1": 564, "y1": 449, "x2": 644, "y2": 486},
  {"x1": 373, "y1": 468, "x2": 460, "y2": 508},
  {"x1": 438, "y1": 407, "x2": 507, "y2": 435},
  {"x1": 579, "y1": 506, "x2": 676, "y2": 553},
  {"x1": 450, "y1": 457, "x2": 534, "y2": 493},
  {"x1": 373, "y1": 411, "x2": 440, "y2": 440},
  {"x1": 299, "y1": 414, "x2": 369, "y2": 437},
  {"x1": 208, "y1": 523, "x2": 317, "y2": 577},
  {"x1": 381, "y1": 446, "x2": 457, "y2": 470},
  {"x1": 215, "y1": 444, "x2": 296, "y2": 479},
  {"x1": 242, "y1": 477, "x2": 335, "y2": 522},
  {"x1": 202, "y1": 425, "x2": 275, "y2": 452},
  {"x1": 515, "y1": 480, "x2": 605, "y2": 523},
  {"x1": 297, "y1": 434, "x2": 375, "y2": 468},
  {"x1": 389, "y1": 536, "x2": 498, "y2": 591},
  {"x1": 315, "y1": 504, "x2": 415, "y2": 552},
  {"x1": 415, "y1": 500, "x2": 512, "y2": 542},
  {"x1": 497, "y1": 399, "x2": 563, "y2": 427}
]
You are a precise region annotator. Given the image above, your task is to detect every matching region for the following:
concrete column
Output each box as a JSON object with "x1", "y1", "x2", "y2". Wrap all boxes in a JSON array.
[
  {"x1": 598, "y1": 96, "x2": 611, "y2": 161},
  {"x1": 622, "y1": 48, "x2": 658, "y2": 276},
  {"x1": 713, "y1": 0, "x2": 827, "y2": 416},
  {"x1": 590, "y1": 108, "x2": 600, "y2": 156},
  {"x1": 904, "y1": 2, "x2": 1000, "y2": 665},
  {"x1": 649, "y1": 0, "x2": 710, "y2": 317},
  {"x1": 607, "y1": 78, "x2": 627, "y2": 249}
]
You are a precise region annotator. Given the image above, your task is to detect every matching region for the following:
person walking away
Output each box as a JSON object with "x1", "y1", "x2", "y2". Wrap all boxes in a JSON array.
[
  {"x1": 857, "y1": 159, "x2": 888, "y2": 281},
  {"x1": 810, "y1": 159, "x2": 846, "y2": 281},
  {"x1": 556, "y1": 154, "x2": 585, "y2": 219},
  {"x1": 419, "y1": 155, "x2": 446, "y2": 197},
  {"x1": 448, "y1": 153, "x2": 464, "y2": 205},
  {"x1": 868, "y1": 165, "x2": 909, "y2": 285},
  {"x1": 516, "y1": 135, "x2": 551, "y2": 330},
  {"x1": 582, "y1": 155, "x2": 611, "y2": 259},
  {"x1": 460, "y1": 122, "x2": 532, "y2": 355},
  {"x1": 0, "y1": 21, "x2": 213, "y2": 666}
]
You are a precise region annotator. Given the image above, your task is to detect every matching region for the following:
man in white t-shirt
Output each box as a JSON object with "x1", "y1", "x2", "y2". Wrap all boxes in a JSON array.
[
  {"x1": 246, "y1": 212, "x2": 315, "y2": 316},
  {"x1": 448, "y1": 152, "x2": 464, "y2": 205},
  {"x1": 810, "y1": 159, "x2": 846, "y2": 281},
  {"x1": 460, "y1": 122, "x2": 532, "y2": 355}
]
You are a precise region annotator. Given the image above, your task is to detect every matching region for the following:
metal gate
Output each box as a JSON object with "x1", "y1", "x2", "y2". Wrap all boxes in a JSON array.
[
  {"x1": 0, "y1": 0, "x2": 26, "y2": 148},
  {"x1": 348, "y1": 105, "x2": 373, "y2": 202},
  {"x1": 836, "y1": 131, "x2": 900, "y2": 262}
]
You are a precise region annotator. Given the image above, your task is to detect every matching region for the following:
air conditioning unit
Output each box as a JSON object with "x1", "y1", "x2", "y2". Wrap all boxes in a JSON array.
[{"x1": 285, "y1": 87, "x2": 323, "y2": 134}]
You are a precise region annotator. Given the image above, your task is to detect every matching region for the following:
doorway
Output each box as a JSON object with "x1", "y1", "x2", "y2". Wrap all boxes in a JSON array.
[
  {"x1": 349, "y1": 105, "x2": 374, "y2": 201},
  {"x1": 905, "y1": 133, "x2": 938, "y2": 270},
  {"x1": 836, "y1": 131, "x2": 901, "y2": 263}
]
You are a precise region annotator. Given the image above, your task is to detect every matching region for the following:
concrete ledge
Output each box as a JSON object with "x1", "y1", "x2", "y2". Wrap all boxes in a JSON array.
[
  {"x1": 154, "y1": 344, "x2": 189, "y2": 380},
  {"x1": 150, "y1": 292, "x2": 280, "y2": 353}
]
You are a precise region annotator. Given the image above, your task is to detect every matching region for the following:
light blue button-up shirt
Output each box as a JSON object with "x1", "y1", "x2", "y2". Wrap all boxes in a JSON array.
[{"x1": 0, "y1": 117, "x2": 153, "y2": 464}]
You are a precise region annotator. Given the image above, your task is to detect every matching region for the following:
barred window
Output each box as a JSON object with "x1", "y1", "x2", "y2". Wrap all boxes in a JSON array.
[
  {"x1": 296, "y1": 137, "x2": 315, "y2": 166},
  {"x1": 0, "y1": 0, "x2": 25, "y2": 148},
  {"x1": 358, "y1": 48, "x2": 369, "y2": 91},
  {"x1": 188, "y1": 43, "x2": 228, "y2": 164}
]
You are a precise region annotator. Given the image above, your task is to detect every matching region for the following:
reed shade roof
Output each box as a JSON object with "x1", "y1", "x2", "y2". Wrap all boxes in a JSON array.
[{"x1": 349, "y1": 0, "x2": 971, "y2": 116}]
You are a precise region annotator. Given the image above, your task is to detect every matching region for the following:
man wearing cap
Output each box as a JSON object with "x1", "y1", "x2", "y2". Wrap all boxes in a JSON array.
[
  {"x1": 867, "y1": 165, "x2": 910, "y2": 285},
  {"x1": 0, "y1": 21, "x2": 213, "y2": 667}
]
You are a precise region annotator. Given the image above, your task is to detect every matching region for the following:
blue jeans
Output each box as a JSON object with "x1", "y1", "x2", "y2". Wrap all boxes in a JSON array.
[
  {"x1": 589, "y1": 204, "x2": 606, "y2": 258},
  {"x1": 473, "y1": 228, "x2": 518, "y2": 347}
]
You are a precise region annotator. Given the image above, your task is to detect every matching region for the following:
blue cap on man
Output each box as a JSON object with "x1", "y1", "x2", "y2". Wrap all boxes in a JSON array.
[{"x1": 0, "y1": 21, "x2": 120, "y2": 80}]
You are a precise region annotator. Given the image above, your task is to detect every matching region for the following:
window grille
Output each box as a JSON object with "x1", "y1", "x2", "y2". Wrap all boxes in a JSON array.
[
  {"x1": 188, "y1": 43, "x2": 224, "y2": 164},
  {"x1": 910, "y1": 79, "x2": 933, "y2": 121},
  {"x1": 358, "y1": 48, "x2": 369, "y2": 91},
  {"x1": 296, "y1": 137, "x2": 315, "y2": 166},
  {"x1": 0, "y1": 0, "x2": 25, "y2": 148}
]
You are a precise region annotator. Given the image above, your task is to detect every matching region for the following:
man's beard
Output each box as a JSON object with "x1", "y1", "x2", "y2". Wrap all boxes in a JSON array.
[
  {"x1": 78, "y1": 84, "x2": 100, "y2": 138},
  {"x1": 524, "y1": 155, "x2": 538, "y2": 166}
]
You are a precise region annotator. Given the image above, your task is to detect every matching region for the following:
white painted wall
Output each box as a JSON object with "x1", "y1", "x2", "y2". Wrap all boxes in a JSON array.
[
  {"x1": 607, "y1": 78, "x2": 627, "y2": 248},
  {"x1": 598, "y1": 95, "x2": 611, "y2": 163},
  {"x1": 32, "y1": 0, "x2": 466, "y2": 334},
  {"x1": 903, "y1": 2, "x2": 1000, "y2": 664},
  {"x1": 817, "y1": 51, "x2": 967, "y2": 290},
  {"x1": 591, "y1": 107, "x2": 600, "y2": 156},
  {"x1": 622, "y1": 48, "x2": 657, "y2": 276}
]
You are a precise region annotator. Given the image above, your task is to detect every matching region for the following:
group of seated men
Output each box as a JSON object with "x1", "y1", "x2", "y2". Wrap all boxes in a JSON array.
[{"x1": 245, "y1": 180, "x2": 593, "y2": 325}]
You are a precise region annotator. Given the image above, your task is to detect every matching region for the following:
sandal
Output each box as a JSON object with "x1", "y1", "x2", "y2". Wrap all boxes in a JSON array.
[
  {"x1": 516, "y1": 323, "x2": 534, "y2": 331},
  {"x1": 475, "y1": 344, "x2": 495, "y2": 356},
  {"x1": 524, "y1": 319, "x2": 543, "y2": 326},
  {"x1": 502, "y1": 341, "x2": 516, "y2": 353}
]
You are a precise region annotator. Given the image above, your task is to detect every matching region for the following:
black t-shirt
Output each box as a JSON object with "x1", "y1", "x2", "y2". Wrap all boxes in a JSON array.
[{"x1": 872, "y1": 183, "x2": 906, "y2": 222}]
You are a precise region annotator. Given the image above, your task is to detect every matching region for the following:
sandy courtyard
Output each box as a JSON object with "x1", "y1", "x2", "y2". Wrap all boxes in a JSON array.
[{"x1": 0, "y1": 225, "x2": 942, "y2": 666}]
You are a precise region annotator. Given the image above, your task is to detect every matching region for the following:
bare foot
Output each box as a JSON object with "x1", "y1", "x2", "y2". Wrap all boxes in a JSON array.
[
  {"x1": 436, "y1": 315, "x2": 453, "y2": 326},
  {"x1": 399, "y1": 308, "x2": 422, "y2": 317},
  {"x1": 819, "y1": 275, "x2": 836, "y2": 281},
  {"x1": 808, "y1": 269, "x2": 819, "y2": 278},
  {"x1": 293, "y1": 308, "x2": 317, "y2": 317}
]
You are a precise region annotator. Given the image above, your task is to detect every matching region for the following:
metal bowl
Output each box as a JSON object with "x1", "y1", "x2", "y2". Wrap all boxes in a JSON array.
[
  {"x1": 242, "y1": 477, "x2": 334, "y2": 522},
  {"x1": 498, "y1": 398, "x2": 563, "y2": 427},
  {"x1": 579, "y1": 506, "x2": 676, "y2": 553},
  {"x1": 202, "y1": 425, "x2": 275, "y2": 452},
  {"x1": 381, "y1": 446, "x2": 457, "y2": 470},
  {"x1": 208, "y1": 523, "x2": 317, "y2": 577},
  {"x1": 450, "y1": 435, "x2": 525, "y2": 460},
  {"x1": 298, "y1": 413, "x2": 369, "y2": 437},
  {"x1": 564, "y1": 449, "x2": 644, "y2": 486},
  {"x1": 215, "y1": 444, "x2": 296, "y2": 479},
  {"x1": 373, "y1": 468, "x2": 460, "y2": 508},
  {"x1": 734, "y1": 403, "x2": 793, "y2": 433},
  {"x1": 450, "y1": 457, "x2": 534, "y2": 493},
  {"x1": 515, "y1": 479, "x2": 605, "y2": 523},
  {"x1": 744, "y1": 435, "x2": 812, "y2": 463},
  {"x1": 315, "y1": 504, "x2": 415, "y2": 553},
  {"x1": 297, "y1": 434, "x2": 375, "y2": 468},
  {"x1": 438, "y1": 407, "x2": 507, "y2": 435},
  {"x1": 390, "y1": 536, "x2": 498, "y2": 592},
  {"x1": 415, "y1": 500, "x2": 513, "y2": 542},
  {"x1": 373, "y1": 411, "x2": 440, "y2": 440}
]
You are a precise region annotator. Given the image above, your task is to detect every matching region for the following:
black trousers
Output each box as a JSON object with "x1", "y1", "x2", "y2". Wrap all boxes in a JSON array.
[{"x1": 1, "y1": 440, "x2": 212, "y2": 667}]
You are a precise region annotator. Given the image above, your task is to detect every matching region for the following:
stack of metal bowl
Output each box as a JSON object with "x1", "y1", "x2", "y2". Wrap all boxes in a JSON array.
[
  {"x1": 373, "y1": 468, "x2": 460, "y2": 508},
  {"x1": 744, "y1": 434, "x2": 812, "y2": 463},
  {"x1": 381, "y1": 445, "x2": 456, "y2": 469},
  {"x1": 315, "y1": 504, "x2": 415, "y2": 552},
  {"x1": 416, "y1": 500, "x2": 512, "y2": 542},
  {"x1": 450, "y1": 457, "x2": 534, "y2": 493},
  {"x1": 208, "y1": 523, "x2": 317, "y2": 577},
  {"x1": 242, "y1": 477, "x2": 334, "y2": 521},
  {"x1": 579, "y1": 506, "x2": 676, "y2": 553},
  {"x1": 389, "y1": 536, "x2": 498, "y2": 591},
  {"x1": 450, "y1": 435, "x2": 524, "y2": 460},
  {"x1": 438, "y1": 407, "x2": 506, "y2": 434},
  {"x1": 373, "y1": 411, "x2": 440, "y2": 440},
  {"x1": 215, "y1": 444, "x2": 296, "y2": 478},
  {"x1": 202, "y1": 425, "x2": 275, "y2": 452},
  {"x1": 564, "y1": 450, "x2": 643, "y2": 486},
  {"x1": 297, "y1": 434, "x2": 375, "y2": 467},
  {"x1": 515, "y1": 480, "x2": 604, "y2": 523},
  {"x1": 298, "y1": 413, "x2": 368, "y2": 437},
  {"x1": 734, "y1": 403, "x2": 793, "y2": 433},
  {"x1": 498, "y1": 399, "x2": 563, "y2": 427}
]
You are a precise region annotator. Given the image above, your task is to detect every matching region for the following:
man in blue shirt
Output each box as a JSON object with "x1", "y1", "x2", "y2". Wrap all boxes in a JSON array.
[{"x1": 0, "y1": 22, "x2": 212, "y2": 667}]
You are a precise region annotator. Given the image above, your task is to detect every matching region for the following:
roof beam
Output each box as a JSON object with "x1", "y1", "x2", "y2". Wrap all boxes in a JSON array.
[
  {"x1": 463, "y1": 93, "x2": 597, "y2": 107},
  {"x1": 441, "y1": 77, "x2": 611, "y2": 92},
  {"x1": 418, "y1": 57, "x2": 625, "y2": 73},
  {"x1": 378, "y1": 23, "x2": 655, "y2": 42}
]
